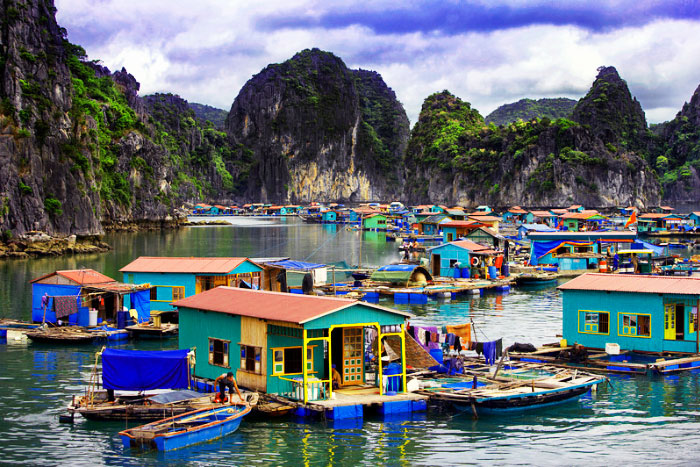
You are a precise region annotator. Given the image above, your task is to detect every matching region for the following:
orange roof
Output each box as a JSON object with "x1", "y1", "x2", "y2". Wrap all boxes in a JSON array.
[
  {"x1": 468, "y1": 215, "x2": 501, "y2": 222},
  {"x1": 120, "y1": 257, "x2": 255, "y2": 274},
  {"x1": 640, "y1": 213, "x2": 670, "y2": 219},
  {"x1": 558, "y1": 273, "x2": 700, "y2": 295},
  {"x1": 30, "y1": 269, "x2": 116, "y2": 285},
  {"x1": 551, "y1": 208, "x2": 567, "y2": 214},
  {"x1": 530, "y1": 210, "x2": 554, "y2": 217},
  {"x1": 561, "y1": 210, "x2": 601, "y2": 219},
  {"x1": 568, "y1": 204, "x2": 583, "y2": 209},
  {"x1": 660, "y1": 206, "x2": 674, "y2": 210},
  {"x1": 450, "y1": 240, "x2": 491, "y2": 252},
  {"x1": 508, "y1": 206, "x2": 527, "y2": 214},
  {"x1": 442, "y1": 221, "x2": 482, "y2": 228},
  {"x1": 172, "y1": 287, "x2": 410, "y2": 324}
]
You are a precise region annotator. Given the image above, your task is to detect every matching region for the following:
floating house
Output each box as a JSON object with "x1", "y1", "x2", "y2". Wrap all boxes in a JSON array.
[
  {"x1": 363, "y1": 213, "x2": 388, "y2": 230},
  {"x1": 467, "y1": 215, "x2": 501, "y2": 232},
  {"x1": 441, "y1": 220, "x2": 483, "y2": 242},
  {"x1": 428, "y1": 240, "x2": 500, "y2": 278},
  {"x1": 637, "y1": 213, "x2": 682, "y2": 233},
  {"x1": 560, "y1": 273, "x2": 700, "y2": 353},
  {"x1": 259, "y1": 259, "x2": 328, "y2": 293},
  {"x1": 559, "y1": 211, "x2": 607, "y2": 232},
  {"x1": 30, "y1": 269, "x2": 150, "y2": 325},
  {"x1": 529, "y1": 210, "x2": 558, "y2": 226},
  {"x1": 418, "y1": 214, "x2": 450, "y2": 235},
  {"x1": 120, "y1": 257, "x2": 264, "y2": 311},
  {"x1": 527, "y1": 231, "x2": 637, "y2": 271},
  {"x1": 567, "y1": 204, "x2": 585, "y2": 213},
  {"x1": 475, "y1": 205, "x2": 493, "y2": 214},
  {"x1": 517, "y1": 223, "x2": 556, "y2": 240},
  {"x1": 464, "y1": 226, "x2": 505, "y2": 249},
  {"x1": 502, "y1": 206, "x2": 529, "y2": 224},
  {"x1": 175, "y1": 287, "x2": 412, "y2": 403}
]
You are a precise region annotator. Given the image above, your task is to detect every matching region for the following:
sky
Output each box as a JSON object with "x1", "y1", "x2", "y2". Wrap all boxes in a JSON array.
[{"x1": 55, "y1": 0, "x2": 700, "y2": 125}]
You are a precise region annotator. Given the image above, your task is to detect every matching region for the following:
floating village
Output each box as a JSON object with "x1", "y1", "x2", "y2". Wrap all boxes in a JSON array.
[{"x1": 4, "y1": 201, "x2": 700, "y2": 452}]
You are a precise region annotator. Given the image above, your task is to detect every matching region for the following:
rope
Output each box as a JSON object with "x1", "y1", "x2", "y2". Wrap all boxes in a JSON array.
[{"x1": 304, "y1": 225, "x2": 345, "y2": 261}]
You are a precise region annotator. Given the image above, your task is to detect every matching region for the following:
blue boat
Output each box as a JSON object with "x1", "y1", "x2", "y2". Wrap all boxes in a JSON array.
[{"x1": 119, "y1": 404, "x2": 251, "y2": 451}]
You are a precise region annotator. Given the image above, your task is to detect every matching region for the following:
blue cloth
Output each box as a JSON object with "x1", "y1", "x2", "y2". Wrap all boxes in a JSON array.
[
  {"x1": 102, "y1": 348, "x2": 190, "y2": 390},
  {"x1": 31, "y1": 284, "x2": 81, "y2": 323},
  {"x1": 130, "y1": 289, "x2": 151, "y2": 323},
  {"x1": 530, "y1": 241, "x2": 567, "y2": 266},
  {"x1": 483, "y1": 341, "x2": 497, "y2": 365}
]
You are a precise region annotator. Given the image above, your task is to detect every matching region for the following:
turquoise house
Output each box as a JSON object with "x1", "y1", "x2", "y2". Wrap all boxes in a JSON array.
[
  {"x1": 175, "y1": 287, "x2": 412, "y2": 402},
  {"x1": 120, "y1": 257, "x2": 264, "y2": 312},
  {"x1": 560, "y1": 273, "x2": 700, "y2": 353},
  {"x1": 428, "y1": 240, "x2": 497, "y2": 278},
  {"x1": 321, "y1": 210, "x2": 337, "y2": 222},
  {"x1": 419, "y1": 214, "x2": 449, "y2": 235},
  {"x1": 527, "y1": 231, "x2": 636, "y2": 270},
  {"x1": 363, "y1": 213, "x2": 388, "y2": 230}
]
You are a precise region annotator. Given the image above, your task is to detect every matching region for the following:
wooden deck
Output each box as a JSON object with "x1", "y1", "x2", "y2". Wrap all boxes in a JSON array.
[{"x1": 312, "y1": 387, "x2": 427, "y2": 408}]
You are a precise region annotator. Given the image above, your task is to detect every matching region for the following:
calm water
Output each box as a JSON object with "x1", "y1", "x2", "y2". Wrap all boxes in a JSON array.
[{"x1": 1, "y1": 217, "x2": 700, "y2": 465}]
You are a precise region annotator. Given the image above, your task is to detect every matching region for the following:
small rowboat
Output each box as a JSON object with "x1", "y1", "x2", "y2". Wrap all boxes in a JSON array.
[
  {"x1": 119, "y1": 404, "x2": 251, "y2": 451},
  {"x1": 428, "y1": 372, "x2": 604, "y2": 416}
]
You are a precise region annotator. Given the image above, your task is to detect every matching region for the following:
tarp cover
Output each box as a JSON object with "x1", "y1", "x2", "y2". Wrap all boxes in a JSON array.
[
  {"x1": 102, "y1": 348, "x2": 189, "y2": 390},
  {"x1": 130, "y1": 289, "x2": 151, "y2": 323},
  {"x1": 530, "y1": 240, "x2": 593, "y2": 266},
  {"x1": 31, "y1": 284, "x2": 80, "y2": 323},
  {"x1": 631, "y1": 241, "x2": 665, "y2": 256},
  {"x1": 267, "y1": 260, "x2": 325, "y2": 270},
  {"x1": 371, "y1": 264, "x2": 432, "y2": 284},
  {"x1": 149, "y1": 389, "x2": 202, "y2": 404}
]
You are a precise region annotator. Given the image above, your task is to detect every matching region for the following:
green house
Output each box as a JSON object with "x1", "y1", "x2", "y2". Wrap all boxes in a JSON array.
[
  {"x1": 175, "y1": 287, "x2": 412, "y2": 403},
  {"x1": 363, "y1": 213, "x2": 388, "y2": 230}
]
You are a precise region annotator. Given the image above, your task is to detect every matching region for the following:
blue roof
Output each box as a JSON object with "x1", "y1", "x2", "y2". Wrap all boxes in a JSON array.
[
  {"x1": 376, "y1": 264, "x2": 417, "y2": 272},
  {"x1": 267, "y1": 260, "x2": 326, "y2": 270},
  {"x1": 519, "y1": 224, "x2": 556, "y2": 232}
]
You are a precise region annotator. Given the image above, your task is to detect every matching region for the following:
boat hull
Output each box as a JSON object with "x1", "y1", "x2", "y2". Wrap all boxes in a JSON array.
[{"x1": 453, "y1": 384, "x2": 592, "y2": 414}]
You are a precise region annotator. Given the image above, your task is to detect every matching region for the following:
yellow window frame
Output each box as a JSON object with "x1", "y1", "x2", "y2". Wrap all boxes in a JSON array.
[
  {"x1": 578, "y1": 310, "x2": 610, "y2": 335},
  {"x1": 271, "y1": 346, "x2": 316, "y2": 376},
  {"x1": 618, "y1": 313, "x2": 652, "y2": 338},
  {"x1": 150, "y1": 285, "x2": 185, "y2": 303}
]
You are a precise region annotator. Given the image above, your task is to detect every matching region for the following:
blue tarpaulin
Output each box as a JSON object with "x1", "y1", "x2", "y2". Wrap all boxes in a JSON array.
[
  {"x1": 376, "y1": 264, "x2": 417, "y2": 272},
  {"x1": 530, "y1": 240, "x2": 593, "y2": 266},
  {"x1": 31, "y1": 283, "x2": 81, "y2": 324},
  {"x1": 267, "y1": 260, "x2": 326, "y2": 270},
  {"x1": 102, "y1": 348, "x2": 190, "y2": 390},
  {"x1": 130, "y1": 289, "x2": 151, "y2": 323},
  {"x1": 631, "y1": 241, "x2": 665, "y2": 256}
]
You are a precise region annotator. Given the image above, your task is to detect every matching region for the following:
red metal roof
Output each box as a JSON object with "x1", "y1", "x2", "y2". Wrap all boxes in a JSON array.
[
  {"x1": 30, "y1": 269, "x2": 116, "y2": 285},
  {"x1": 468, "y1": 215, "x2": 501, "y2": 222},
  {"x1": 442, "y1": 221, "x2": 481, "y2": 228},
  {"x1": 119, "y1": 257, "x2": 256, "y2": 274},
  {"x1": 558, "y1": 273, "x2": 700, "y2": 295},
  {"x1": 508, "y1": 206, "x2": 527, "y2": 214},
  {"x1": 172, "y1": 287, "x2": 410, "y2": 323},
  {"x1": 450, "y1": 240, "x2": 491, "y2": 252}
]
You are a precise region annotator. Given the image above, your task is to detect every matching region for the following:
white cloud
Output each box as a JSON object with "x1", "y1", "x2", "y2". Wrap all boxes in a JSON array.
[{"x1": 55, "y1": 1, "x2": 700, "y2": 125}]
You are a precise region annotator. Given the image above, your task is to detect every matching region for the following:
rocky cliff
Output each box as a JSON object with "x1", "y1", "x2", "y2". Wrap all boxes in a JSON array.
[
  {"x1": 226, "y1": 49, "x2": 409, "y2": 203},
  {"x1": 403, "y1": 84, "x2": 660, "y2": 208}
]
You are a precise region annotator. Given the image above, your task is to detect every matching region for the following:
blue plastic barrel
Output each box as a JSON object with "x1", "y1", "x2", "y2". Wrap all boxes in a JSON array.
[
  {"x1": 502, "y1": 264, "x2": 510, "y2": 277},
  {"x1": 116, "y1": 310, "x2": 128, "y2": 329},
  {"x1": 77, "y1": 307, "x2": 90, "y2": 327},
  {"x1": 488, "y1": 266, "x2": 498, "y2": 279},
  {"x1": 385, "y1": 363, "x2": 402, "y2": 392},
  {"x1": 461, "y1": 267, "x2": 470, "y2": 278},
  {"x1": 453, "y1": 268, "x2": 461, "y2": 278}
]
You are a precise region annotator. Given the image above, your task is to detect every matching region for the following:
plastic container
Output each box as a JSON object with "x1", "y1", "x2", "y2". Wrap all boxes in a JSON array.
[
  {"x1": 116, "y1": 310, "x2": 128, "y2": 329},
  {"x1": 605, "y1": 343, "x2": 620, "y2": 355},
  {"x1": 488, "y1": 266, "x2": 498, "y2": 280},
  {"x1": 88, "y1": 309, "x2": 98, "y2": 327},
  {"x1": 502, "y1": 264, "x2": 510, "y2": 277},
  {"x1": 560, "y1": 339, "x2": 567, "y2": 348},
  {"x1": 461, "y1": 267, "x2": 470, "y2": 278},
  {"x1": 452, "y1": 268, "x2": 461, "y2": 278}
]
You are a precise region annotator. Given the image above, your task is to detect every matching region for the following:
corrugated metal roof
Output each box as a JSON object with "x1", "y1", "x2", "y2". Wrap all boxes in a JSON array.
[
  {"x1": 119, "y1": 257, "x2": 255, "y2": 274},
  {"x1": 450, "y1": 240, "x2": 490, "y2": 251},
  {"x1": 30, "y1": 269, "x2": 115, "y2": 285},
  {"x1": 640, "y1": 213, "x2": 669, "y2": 219},
  {"x1": 173, "y1": 287, "x2": 411, "y2": 323},
  {"x1": 442, "y1": 220, "x2": 481, "y2": 228},
  {"x1": 468, "y1": 215, "x2": 501, "y2": 221},
  {"x1": 558, "y1": 273, "x2": 700, "y2": 295}
]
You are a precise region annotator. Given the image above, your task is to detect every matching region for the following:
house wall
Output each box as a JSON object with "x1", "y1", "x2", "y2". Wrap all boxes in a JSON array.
[
  {"x1": 303, "y1": 303, "x2": 406, "y2": 330},
  {"x1": 562, "y1": 290, "x2": 698, "y2": 353},
  {"x1": 124, "y1": 272, "x2": 194, "y2": 311},
  {"x1": 178, "y1": 307, "x2": 242, "y2": 381},
  {"x1": 429, "y1": 244, "x2": 471, "y2": 277},
  {"x1": 237, "y1": 316, "x2": 267, "y2": 392}
]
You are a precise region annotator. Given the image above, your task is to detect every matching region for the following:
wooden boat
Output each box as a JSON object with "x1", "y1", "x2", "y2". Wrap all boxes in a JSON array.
[
  {"x1": 515, "y1": 272, "x2": 558, "y2": 286},
  {"x1": 25, "y1": 326, "x2": 99, "y2": 344},
  {"x1": 67, "y1": 390, "x2": 223, "y2": 421},
  {"x1": 126, "y1": 322, "x2": 178, "y2": 339},
  {"x1": 119, "y1": 404, "x2": 251, "y2": 451},
  {"x1": 427, "y1": 371, "x2": 604, "y2": 416}
]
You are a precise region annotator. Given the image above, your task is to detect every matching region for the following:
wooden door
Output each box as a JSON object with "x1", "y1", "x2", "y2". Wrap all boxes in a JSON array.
[
  {"x1": 342, "y1": 327, "x2": 363, "y2": 385},
  {"x1": 665, "y1": 304, "x2": 676, "y2": 340},
  {"x1": 432, "y1": 255, "x2": 441, "y2": 277}
]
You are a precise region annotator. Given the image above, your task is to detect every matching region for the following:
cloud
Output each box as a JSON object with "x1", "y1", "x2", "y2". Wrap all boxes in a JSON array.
[{"x1": 54, "y1": 0, "x2": 700, "y2": 125}]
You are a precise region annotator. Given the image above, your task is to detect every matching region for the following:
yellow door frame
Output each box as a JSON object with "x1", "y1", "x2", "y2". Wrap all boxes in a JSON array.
[{"x1": 301, "y1": 323, "x2": 407, "y2": 403}]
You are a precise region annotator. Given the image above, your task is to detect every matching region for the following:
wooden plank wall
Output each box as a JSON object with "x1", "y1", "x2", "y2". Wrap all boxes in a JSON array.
[{"x1": 236, "y1": 316, "x2": 268, "y2": 392}]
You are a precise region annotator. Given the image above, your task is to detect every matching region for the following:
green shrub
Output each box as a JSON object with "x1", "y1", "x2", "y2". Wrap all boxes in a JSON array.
[
  {"x1": 44, "y1": 195, "x2": 63, "y2": 216},
  {"x1": 19, "y1": 181, "x2": 32, "y2": 195}
]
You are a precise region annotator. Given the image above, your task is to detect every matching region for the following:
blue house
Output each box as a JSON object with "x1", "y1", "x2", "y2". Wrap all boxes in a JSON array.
[
  {"x1": 560, "y1": 273, "x2": 700, "y2": 353},
  {"x1": 175, "y1": 287, "x2": 412, "y2": 403},
  {"x1": 527, "y1": 231, "x2": 637, "y2": 271},
  {"x1": 428, "y1": 240, "x2": 499, "y2": 278},
  {"x1": 120, "y1": 257, "x2": 264, "y2": 312},
  {"x1": 517, "y1": 223, "x2": 556, "y2": 240},
  {"x1": 30, "y1": 269, "x2": 150, "y2": 326},
  {"x1": 321, "y1": 210, "x2": 338, "y2": 223}
]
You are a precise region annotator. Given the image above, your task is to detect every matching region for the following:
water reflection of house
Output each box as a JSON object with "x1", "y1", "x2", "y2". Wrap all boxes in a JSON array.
[
  {"x1": 30, "y1": 269, "x2": 151, "y2": 325},
  {"x1": 175, "y1": 288, "x2": 412, "y2": 403},
  {"x1": 120, "y1": 257, "x2": 264, "y2": 311},
  {"x1": 561, "y1": 273, "x2": 700, "y2": 353}
]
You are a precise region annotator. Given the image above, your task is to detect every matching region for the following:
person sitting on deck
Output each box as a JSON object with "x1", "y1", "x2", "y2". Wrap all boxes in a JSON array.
[
  {"x1": 214, "y1": 371, "x2": 243, "y2": 403},
  {"x1": 331, "y1": 364, "x2": 342, "y2": 389}
]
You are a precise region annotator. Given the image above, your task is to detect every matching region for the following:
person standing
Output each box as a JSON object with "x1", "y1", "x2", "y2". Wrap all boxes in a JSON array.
[{"x1": 214, "y1": 372, "x2": 243, "y2": 403}]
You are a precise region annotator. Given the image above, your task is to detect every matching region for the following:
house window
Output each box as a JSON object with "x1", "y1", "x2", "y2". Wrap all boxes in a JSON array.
[
  {"x1": 579, "y1": 310, "x2": 609, "y2": 334},
  {"x1": 691, "y1": 307, "x2": 698, "y2": 334},
  {"x1": 150, "y1": 286, "x2": 158, "y2": 301},
  {"x1": 240, "y1": 345, "x2": 262, "y2": 374},
  {"x1": 172, "y1": 286, "x2": 185, "y2": 301},
  {"x1": 208, "y1": 338, "x2": 230, "y2": 368},
  {"x1": 447, "y1": 233, "x2": 454, "y2": 241},
  {"x1": 449, "y1": 259, "x2": 459, "y2": 268},
  {"x1": 620, "y1": 314, "x2": 651, "y2": 337},
  {"x1": 272, "y1": 347, "x2": 314, "y2": 375}
]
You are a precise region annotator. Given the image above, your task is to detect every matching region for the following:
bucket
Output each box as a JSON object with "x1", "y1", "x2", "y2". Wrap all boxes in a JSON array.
[
  {"x1": 488, "y1": 266, "x2": 498, "y2": 280},
  {"x1": 116, "y1": 310, "x2": 128, "y2": 329},
  {"x1": 461, "y1": 267, "x2": 470, "y2": 278},
  {"x1": 88, "y1": 309, "x2": 98, "y2": 327},
  {"x1": 605, "y1": 343, "x2": 620, "y2": 355},
  {"x1": 429, "y1": 348, "x2": 444, "y2": 364}
]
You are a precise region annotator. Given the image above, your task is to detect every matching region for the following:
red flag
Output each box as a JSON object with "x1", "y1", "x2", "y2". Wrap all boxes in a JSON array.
[{"x1": 624, "y1": 211, "x2": 637, "y2": 228}]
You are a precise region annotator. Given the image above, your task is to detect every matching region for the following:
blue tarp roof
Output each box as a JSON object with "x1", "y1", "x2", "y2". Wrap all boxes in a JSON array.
[
  {"x1": 631, "y1": 240, "x2": 665, "y2": 256},
  {"x1": 377, "y1": 265, "x2": 417, "y2": 272},
  {"x1": 102, "y1": 348, "x2": 190, "y2": 391},
  {"x1": 267, "y1": 260, "x2": 326, "y2": 270},
  {"x1": 518, "y1": 224, "x2": 556, "y2": 232}
]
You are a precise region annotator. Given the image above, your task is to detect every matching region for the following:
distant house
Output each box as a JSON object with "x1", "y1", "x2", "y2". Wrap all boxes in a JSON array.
[
  {"x1": 466, "y1": 215, "x2": 501, "y2": 232},
  {"x1": 363, "y1": 213, "x2": 388, "y2": 230},
  {"x1": 441, "y1": 220, "x2": 483, "y2": 242},
  {"x1": 560, "y1": 273, "x2": 700, "y2": 353},
  {"x1": 502, "y1": 206, "x2": 528, "y2": 223},
  {"x1": 528, "y1": 210, "x2": 557, "y2": 226},
  {"x1": 517, "y1": 223, "x2": 556, "y2": 240},
  {"x1": 567, "y1": 204, "x2": 585, "y2": 213},
  {"x1": 637, "y1": 213, "x2": 682, "y2": 233},
  {"x1": 428, "y1": 240, "x2": 501, "y2": 278},
  {"x1": 464, "y1": 226, "x2": 505, "y2": 249},
  {"x1": 418, "y1": 214, "x2": 450, "y2": 235},
  {"x1": 475, "y1": 205, "x2": 493, "y2": 214},
  {"x1": 559, "y1": 211, "x2": 607, "y2": 232},
  {"x1": 175, "y1": 287, "x2": 412, "y2": 401},
  {"x1": 120, "y1": 257, "x2": 264, "y2": 311},
  {"x1": 30, "y1": 269, "x2": 150, "y2": 325},
  {"x1": 527, "y1": 231, "x2": 637, "y2": 271},
  {"x1": 321, "y1": 210, "x2": 338, "y2": 222}
]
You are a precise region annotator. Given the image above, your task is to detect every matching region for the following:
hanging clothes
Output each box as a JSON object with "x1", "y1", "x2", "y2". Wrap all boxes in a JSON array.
[
  {"x1": 424, "y1": 326, "x2": 440, "y2": 350},
  {"x1": 446, "y1": 323, "x2": 471, "y2": 343},
  {"x1": 54, "y1": 295, "x2": 78, "y2": 319}
]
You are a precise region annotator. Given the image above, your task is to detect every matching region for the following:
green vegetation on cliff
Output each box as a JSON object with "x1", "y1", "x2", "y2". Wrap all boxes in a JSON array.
[{"x1": 485, "y1": 98, "x2": 576, "y2": 126}]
